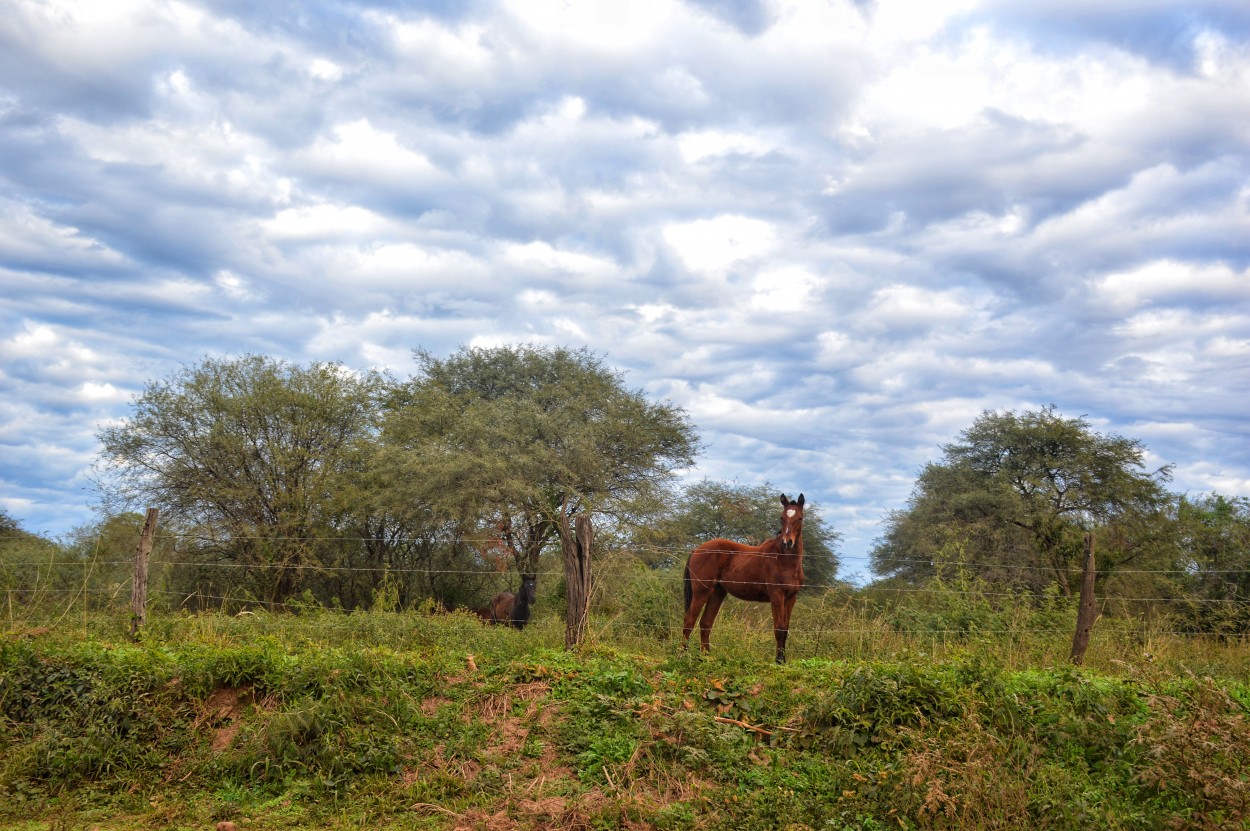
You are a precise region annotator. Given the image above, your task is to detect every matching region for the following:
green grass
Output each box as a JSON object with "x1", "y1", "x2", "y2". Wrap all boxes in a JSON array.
[{"x1": 2, "y1": 606, "x2": 1249, "y2": 830}]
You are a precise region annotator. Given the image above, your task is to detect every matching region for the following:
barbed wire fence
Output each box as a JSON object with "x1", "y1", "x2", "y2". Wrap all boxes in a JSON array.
[{"x1": 5, "y1": 523, "x2": 1249, "y2": 659}]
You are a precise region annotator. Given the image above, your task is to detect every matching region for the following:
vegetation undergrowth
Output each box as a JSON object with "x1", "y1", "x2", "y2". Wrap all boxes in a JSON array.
[{"x1": 3, "y1": 609, "x2": 1249, "y2": 830}]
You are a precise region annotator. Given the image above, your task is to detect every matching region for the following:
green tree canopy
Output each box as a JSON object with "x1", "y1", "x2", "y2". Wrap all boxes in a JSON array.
[
  {"x1": 871, "y1": 406, "x2": 1172, "y2": 595},
  {"x1": 1170, "y1": 493, "x2": 1250, "y2": 633},
  {"x1": 378, "y1": 345, "x2": 700, "y2": 576},
  {"x1": 0, "y1": 509, "x2": 62, "y2": 608},
  {"x1": 96, "y1": 355, "x2": 387, "y2": 603}
]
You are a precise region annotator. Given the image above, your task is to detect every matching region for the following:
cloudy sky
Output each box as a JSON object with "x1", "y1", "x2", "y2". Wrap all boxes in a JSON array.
[{"x1": 2, "y1": 0, "x2": 1248, "y2": 579}]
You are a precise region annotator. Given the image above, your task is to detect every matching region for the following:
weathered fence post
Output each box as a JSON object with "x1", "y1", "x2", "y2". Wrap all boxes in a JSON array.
[
  {"x1": 130, "y1": 508, "x2": 159, "y2": 641},
  {"x1": 1069, "y1": 531, "x2": 1097, "y2": 664},
  {"x1": 562, "y1": 514, "x2": 593, "y2": 649}
]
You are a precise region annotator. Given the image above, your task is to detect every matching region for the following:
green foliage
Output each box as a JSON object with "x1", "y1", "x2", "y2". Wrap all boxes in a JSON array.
[
  {"x1": 396, "y1": 345, "x2": 689, "y2": 503},
  {"x1": 1169, "y1": 493, "x2": 1250, "y2": 635},
  {"x1": 80, "y1": 346, "x2": 702, "y2": 616},
  {"x1": 0, "y1": 640, "x2": 183, "y2": 788},
  {"x1": 873, "y1": 406, "x2": 1174, "y2": 599},
  {"x1": 96, "y1": 354, "x2": 389, "y2": 605},
  {"x1": 0, "y1": 513, "x2": 75, "y2": 615},
  {"x1": 792, "y1": 662, "x2": 966, "y2": 752},
  {"x1": 596, "y1": 561, "x2": 682, "y2": 642},
  {"x1": 2, "y1": 611, "x2": 1250, "y2": 830},
  {"x1": 379, "y1": 344, "x2": 699, "y2": 580}
]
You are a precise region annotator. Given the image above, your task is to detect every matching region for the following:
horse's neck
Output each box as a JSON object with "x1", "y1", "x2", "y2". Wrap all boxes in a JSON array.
[
  {"x1": 764, "y1": 535, "x2": 803, "y2": 558},
  {"x1": 514, "y1": 587, "x2": 532, "y2": 620}
]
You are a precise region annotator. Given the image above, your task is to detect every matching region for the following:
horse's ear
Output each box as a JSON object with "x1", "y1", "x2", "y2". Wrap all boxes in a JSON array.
[
  {"x1": 797, "y1": 493, "x2": 805, "y2": 506},
  {"x1": 779, "y1": 494, "x2": 789, "y2": 506}
]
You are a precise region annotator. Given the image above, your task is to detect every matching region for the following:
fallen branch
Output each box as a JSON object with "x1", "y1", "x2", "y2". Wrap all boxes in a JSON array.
[
  {"x1": 411, "y1": 802, "x2": 463, "y2": 819},
  {"x1": 714, "y1": 716, "x2": 773, "y2": 737}
]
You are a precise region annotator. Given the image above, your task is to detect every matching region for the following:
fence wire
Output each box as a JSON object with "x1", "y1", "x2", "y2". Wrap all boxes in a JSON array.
[
  {"x1": 7, "y1": 525, "x2": 1250, "y2": 652},
  {"x1": 7, "y1": 552, "x2": 1250, "y2": 606},
  {"x1": 59, "y1": 528, "x2": 1250, "y2": 577}
]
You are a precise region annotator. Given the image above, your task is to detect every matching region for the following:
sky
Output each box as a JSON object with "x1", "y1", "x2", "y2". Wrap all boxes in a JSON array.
[{"x1": 2, "y1": 0, "x2": 1249, "y2": 581}]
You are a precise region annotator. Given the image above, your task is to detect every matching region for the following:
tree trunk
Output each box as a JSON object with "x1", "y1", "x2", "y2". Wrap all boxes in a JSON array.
[
  {"x1": 1069, "y1": 532, "x2": 1097, "y2": 664},
  {"x1": 562, "y1": 514, "x2": 593, "y2": 650},
  {"x1": 130, "y1": 508, "x2": 159, "y2": 641}
]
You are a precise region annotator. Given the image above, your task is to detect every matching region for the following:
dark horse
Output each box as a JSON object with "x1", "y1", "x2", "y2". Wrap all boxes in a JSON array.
[
  {"x1": 482, "y1": 573, "x2": 537, "y2": 630},
  {"x1": 682, "y1": 493, "x2": 805, "y2": 663}
]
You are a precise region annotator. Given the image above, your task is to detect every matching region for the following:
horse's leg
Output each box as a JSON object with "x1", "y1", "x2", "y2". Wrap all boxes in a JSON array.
[
  {"x1": 772, "y1": 591, "x2": 798, "y2": 664},
  {"x1": 768, "y1": 593, "x2": 785, "y2": 663},
  {"x1": 682, "y1": 579, "x2": 710, "y2": 651},
  {"x1": 698, "y1": 584, "x2": 728, "y2": 653}
]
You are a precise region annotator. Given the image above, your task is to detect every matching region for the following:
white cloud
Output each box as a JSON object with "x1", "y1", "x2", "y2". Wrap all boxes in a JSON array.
[
  {"x1": 2, "y1": 0, "x2": 1249, "y2": 576},
  {"x1": 750, "y1": 266, "x2": 822, "y2": 313},
  {"x1": 0, "y1": 201, "x2": 128, "y2": 267},
  {"x1": 1113, "y1": 308, "x2": 1243, "y2": 342},
  {"x1": 214, "y1": 270, "x2": 259, "y2": 301},
  {"x1": 663, "y1": 215, "x2": 779, "y2": 273},
  {"x1": 1206, "y1": 336, "x2": 1250, "y2": 358},
  {"x1": 10, "y1": 0, "x2": 206, "y2": 68},
  {"x1": 307, "y1": 310, "x2": 426, "y2": 370},
  {"x1": 385, "y1": 16, "x2": 500, "y2": 87},
  {"x1": 677, "y1": 129, "x2": 776, "y2": 164},
  {"x1": 1095, "y1": 260, "x2": 1250, "y2": 312},
  {"x1": 814, "y1": 330, "x2": 872, "y2": 371},
  {"x1": 865, "y1": 0, "x2": 980, "y2": 47},
  {"x1": 1179, "y1": 465, "x2": 1250, "y2": 499},
  {"x1": 300, "y1": 119, "x2": 442, "y2": 182},
  {"x1": 78, "y1": 381, "x2": 125, "y2": 403},
  {"x1": 862, "y1": 284, "x2": 983, "y2": 331},
  {"x1": 3, "y1": 323, "x2": 62, "y2": 360},
  {"x1": 505, "y1": 0, "x2": 677, "y2": 52},
  {"x1": 263, "y1": 203, "x2": 393, "y2": 240},
  {"x1": 308, "y1": 58, "x2": 343, "y2": 82},
  {"x1": 860, "y1": 35, "x2": 996, "y2": 131},
  {"x1": 504, "y1": 240, "x2": 621, "y2": 280}
]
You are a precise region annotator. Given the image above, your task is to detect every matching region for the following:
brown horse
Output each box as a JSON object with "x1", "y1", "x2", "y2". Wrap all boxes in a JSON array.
[
  {"x1": 484, "y1": 574, "x2": 537, "y2": 630},
  {"x1": 682, "y1": 493, "x2": 805, "y2": 663}
]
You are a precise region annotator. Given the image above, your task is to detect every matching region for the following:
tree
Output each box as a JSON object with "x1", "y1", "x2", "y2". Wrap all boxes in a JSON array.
[
  {"x1": 640, "y1": 479, "x2": 841, "y2": 590},
  {"x1": 871, "y1": 461, "x2": 1040, "y2": 589},
  {"x1": 378, "y1": 345, "x2": 699, "y2": 582},
  {"x1": 1171, "y1": 493, "x2": 1250, "y2": 634},
  {"x1": 872, "y1": 406, "x2": 1172, "y2": 595},
  {"x1": 0, "y1": 509, "x2": 20, "y2": 537},
  {"x1": 97, "y1": 355, "x2": 387, "y2": 605},
  {"x1": 0, "y1": 509, "x2": 62, "y2": 611}
]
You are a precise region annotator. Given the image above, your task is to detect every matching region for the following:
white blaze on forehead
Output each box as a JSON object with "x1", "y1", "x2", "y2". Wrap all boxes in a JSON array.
[{"x1": 786, "y1": 509, "x2": 797, "y2": 517}]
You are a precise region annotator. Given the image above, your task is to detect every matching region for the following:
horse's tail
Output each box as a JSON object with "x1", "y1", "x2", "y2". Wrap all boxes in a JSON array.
[{"x1": 683, "y1": 560, "x2": 692, "y2": 614}]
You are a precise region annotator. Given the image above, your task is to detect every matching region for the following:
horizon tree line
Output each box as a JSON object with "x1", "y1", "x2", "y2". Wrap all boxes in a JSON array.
[{"x1": 3, "y1": 346, "x2": 1246, "y2": 635}]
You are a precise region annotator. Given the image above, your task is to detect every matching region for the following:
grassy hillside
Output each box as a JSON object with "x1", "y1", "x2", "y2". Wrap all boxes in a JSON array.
[{"x1": 2, "y1": 609, "x2": 1249, "y2": 830}]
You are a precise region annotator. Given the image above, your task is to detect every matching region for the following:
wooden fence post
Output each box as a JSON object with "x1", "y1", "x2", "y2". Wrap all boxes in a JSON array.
[
  {"x1": 562, "y1": 514, "x2": 593, "y2": 650},
  {"x1": 1069, "y1": 531, "x2": 1097, "y2": 664},
  {"x1": 130, "y1": 508, "x2": 159, "y2": 641}
]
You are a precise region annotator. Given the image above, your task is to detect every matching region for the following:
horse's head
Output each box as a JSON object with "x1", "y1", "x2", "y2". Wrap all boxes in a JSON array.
[{"x1": 779, "y1": 493, "x2": 805, "y2": 551}]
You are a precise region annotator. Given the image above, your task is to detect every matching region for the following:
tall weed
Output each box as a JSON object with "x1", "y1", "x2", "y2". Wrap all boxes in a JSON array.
[{"x1": 1133, "y1": 676, "x2": 1250, "y2": 829}]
